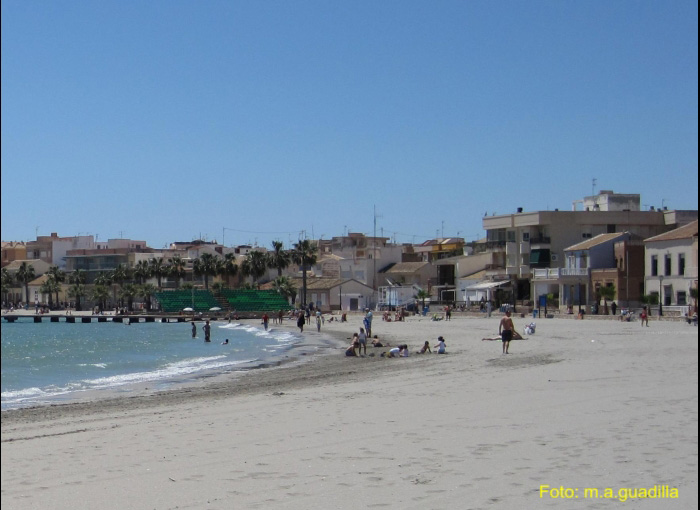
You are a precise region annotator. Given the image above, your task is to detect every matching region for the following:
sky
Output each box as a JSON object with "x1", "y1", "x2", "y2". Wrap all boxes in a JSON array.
[{"x1": 1, "y1": 0, "x2": 698, "y2": 250}]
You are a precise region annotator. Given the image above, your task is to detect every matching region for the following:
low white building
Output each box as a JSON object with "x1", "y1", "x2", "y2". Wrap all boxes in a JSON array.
[{"x1": 644, "y1": 220, "x2": 698, "y2": 313}]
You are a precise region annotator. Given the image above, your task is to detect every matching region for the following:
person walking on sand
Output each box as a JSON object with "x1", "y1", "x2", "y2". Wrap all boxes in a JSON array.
[
  {"x1": 297, "y1": 312, "x2": 305, "y2": 333},
  {"x1": 640, "y1": 306, "x2": 649, "y2": 327},
  {"x1": 499, "y1": 311, "x2": 514, "y2": 354},
  {"x1": 262, "y1": 313, "x2": 269, "y2": 331}
]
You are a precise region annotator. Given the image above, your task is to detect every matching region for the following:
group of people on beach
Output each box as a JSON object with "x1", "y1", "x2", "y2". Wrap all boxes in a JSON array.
[{"x1": 344, "y1": 330, "x2": 448, "y2": 358}]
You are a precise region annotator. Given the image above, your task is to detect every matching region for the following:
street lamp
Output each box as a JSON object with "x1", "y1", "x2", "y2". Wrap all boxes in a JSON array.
[{"x1": 658, "y1": 275, "x2": 664, "y2": 317}]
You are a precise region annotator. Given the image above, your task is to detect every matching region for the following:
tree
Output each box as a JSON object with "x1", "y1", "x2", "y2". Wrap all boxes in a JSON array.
[
  {"x1": 120, "y1": 283, "x2": 138, "y2": 312},
  {"x1": 291, "y1": 239, "x2": 318, "y2": 307},
  {"x1": 193, "y1": 253, "x2": 218, "y2": 290},
  {"x1": 149, "y1": 257, "x2": 167, "y2": 289},
  {"x1": 414, "y1": 289, "x2": 431, "y2": 312},
  {"x1": 211, "y1": 281, "x2": 228, "y2": 296},
  {"x1": 1, "y1": 268, "x2": 14, "y2": 304},
  {"x1": 16, "y1": 262, "x2": 36, "y2": 306},
  {"x1": 40, "y1": 278, "x2": 60, "y2": 308},
  {"x1": 67, "y1": 282, "x2": 87, "y2": 311},
  {"x1": 111, "y1": 264, "x2": 130, "y2": 307},
  {"x1": 241, "y1": 250, "x2": 268, "y2": 288},
  {"x1": 91, "y1": 284, "x2": 111, "y2": 312},
  {"x1": 597, "y1": 284, "x2": 616, "y2": 315},
  {"x1": 269, "y1": 241, "x2": 291, "y2": 277},
  {"x1": 272, "y1": 276, "x2": 297, "y2": 305},
  {"x1": 138, "y1": 283, "x2": 157, "y2": 311},
  {"x1": 168, "y1": 255, "x2": 187, "y2": 289},
  {"x1": 220, "y1": 253, "x2": 239, "y2": 287},
  {"x1": 133, "y1": 260, "x2": 151, "y2": 285},
  {"x1": 46, "y1": 266, "x2": 66, "y2": 307}
]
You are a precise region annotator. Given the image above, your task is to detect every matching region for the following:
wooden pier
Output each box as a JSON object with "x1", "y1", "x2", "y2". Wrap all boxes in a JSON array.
[{"x1": 1, "y1": 315, "x2": 218, "y2": 324}]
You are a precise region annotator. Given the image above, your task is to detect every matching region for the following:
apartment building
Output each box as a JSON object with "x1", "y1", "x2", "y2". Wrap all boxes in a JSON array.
[{"x1": 644, "y1": 220, "x2": 698, "y2": 313}]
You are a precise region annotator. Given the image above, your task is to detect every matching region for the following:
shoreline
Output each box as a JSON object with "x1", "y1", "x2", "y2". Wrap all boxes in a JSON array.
[{"x1": 2, "y1": 316, "x2": 697, "y2": 509}]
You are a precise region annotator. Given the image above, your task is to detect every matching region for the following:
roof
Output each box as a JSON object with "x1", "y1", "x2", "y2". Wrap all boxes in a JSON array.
[
  {"x1": 644, "y1": 220, "x2": 698, "y2": 243},
  {"x1": 384, "y1": 262, "x2": 429, "y2": 274},
  {"x1": 460, "y1": 269, "x2": 487, "y2": 280},
  {"x1": 564, "y1": 232, "x2": 628, "y2": 252}
]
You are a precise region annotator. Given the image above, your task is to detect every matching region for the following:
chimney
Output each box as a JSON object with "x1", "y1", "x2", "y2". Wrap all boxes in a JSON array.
[{"x1": 516, "y1": 207, "x2": 523, "y2": 213}]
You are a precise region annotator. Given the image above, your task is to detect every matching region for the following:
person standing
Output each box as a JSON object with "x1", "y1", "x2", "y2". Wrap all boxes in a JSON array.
[
  {"x1": 316, "y1": 310, "x2": 322, "y2": 332},
  {"x1": 358, "y1": 327, "x2": 368, "y2": 356},
  {"x1": 640, "y1": 306, "x2": 649, "y2": 327},
  {"x1": 499, "y1": 311, "x2": 514, "y2": 354},
  {"x1": 191, "y1": 322, "x2": 197, "y2": 338},
  {"x1": 262, "y1": 313, "x2": 269, "y2": 331},
  {"x1": 611, "y1": 301, "x2": 617, "y2": 316},
  {"x1": 203, "y1": 320, "x2": 211, "y2": 342},
  {"x1": 297, "y1": 311, "x2": 305, "y2": 332},
  {"x1": 364, "y1": 308, "x2": 373, "y2": 337}
]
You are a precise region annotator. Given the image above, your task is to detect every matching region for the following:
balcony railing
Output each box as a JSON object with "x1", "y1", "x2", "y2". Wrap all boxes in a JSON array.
[
  {"x1": 532, "y1": 268, "x2": 589, "y2": 279},
  {"x1": 529, "y1": 236, "x2": 551, "y2": 244}
]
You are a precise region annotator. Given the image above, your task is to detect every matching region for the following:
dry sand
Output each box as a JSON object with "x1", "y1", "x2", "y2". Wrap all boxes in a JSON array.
[{"x1": 2, "y1": 314, "x2": 698, "y2": 509}]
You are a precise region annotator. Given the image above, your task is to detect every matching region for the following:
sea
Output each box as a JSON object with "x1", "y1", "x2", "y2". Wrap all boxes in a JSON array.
[{"x1": 1, "y1": 318, "x2": 302, "y2": 411}]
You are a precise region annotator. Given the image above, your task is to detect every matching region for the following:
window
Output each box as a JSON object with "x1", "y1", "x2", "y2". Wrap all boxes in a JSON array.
[
  {"x1": 522, "y1": 232, "x2": 530, "y2": 242},
  {"x1": 651, "y1": 255, "x2": 658, "y2": 276},
  {"x1": 664, "y1": 255, "x2": 671, "y2": 276},
  {"x1": 679, "y1": 254, "x2": 686, "y2": 276},
  {"x1": 582, "y1": 232, "x2": 593, "y2": 239},
  {"x1": 606, "y1": 224, "x2": 616, "y2": 233},
  {"x1": 507, "y1": 231, "x2": 516, "y2": 243},
  {"x1": 677, "y1": 291, "x2": 687, "y2": 306}
]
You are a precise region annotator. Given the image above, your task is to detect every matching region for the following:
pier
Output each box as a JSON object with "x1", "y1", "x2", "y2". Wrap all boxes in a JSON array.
[{"x1": 1, "y1": 314, "x2": 217, "y2": 324}]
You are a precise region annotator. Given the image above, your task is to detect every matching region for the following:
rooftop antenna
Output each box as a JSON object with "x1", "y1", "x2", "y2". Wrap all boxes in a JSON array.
[
  {"x1": 592, "y1": 178, "x2": 597, "y2": 196},
  {"x1": 35, "y1": 226, "x2": 39, "y2": 238}
]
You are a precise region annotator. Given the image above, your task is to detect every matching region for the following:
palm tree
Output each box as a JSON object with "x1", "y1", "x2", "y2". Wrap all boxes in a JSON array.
[
  {"x1": 211, "y1": 281, "x2": 228, "y2": 297},
  {"x1": 46, "y1": 266, "x2": 66, "y2": 307},
  {"x1": 193, "y1": 253, "x2": 219, "y2": 290},
  {"x1": 272, "y1": 276, "x2": 297, "y2": 305},
  {"x1": 1, "y1": 268, "x2": 14, "y2": 304},
  {"x1": 40, "y1": 278, "x2": 60, "y2": 308},
  {"x1": 91, "y1": 284, "x2": 111, "y2": 312},
  {"x1": 120, "y1": 283, "x2": 138, "y2": 312},
  {"x1": 269, "y1": 241, "x2": 291, "y2": 277},
  {"x1": 133, "y1": 260, "x2": 151, "y2": 285},
  {"x1": 241, "y1": 250, "x2": 269, "y2": 288},
  {"x1": 220, "y1": 253, "x2": 239, "y2": 287},
  {"x1": 291, "y1": 239, "x2": 318, "y2": 307},
  {"x1": 597, "y1": 285, "x2": 616, "y2": 315},
  {"x1": 94, "y1": 272, "x2": 113, "y2": 309},
  {"x1": 168, "y1": 255, "x2": 187, "y2": 289},
  {"x1": 149, "y1": 257, "x2": 167, "y2": 289},
  {"x1": 111, "y1": 264, "x2": 130, "y2": 307},
  {"x1": 16, "y1": 262, "x2": 36, "y2": 307},
  {"x1": 67, "y1": 282, "x2": 87, "y2": 311},
  {"x1": 414, "y1": 289, "x2": 431, "y2": 312},
  {"x1": 138, "y1": 283, "x2": 157, "y2": 312}
]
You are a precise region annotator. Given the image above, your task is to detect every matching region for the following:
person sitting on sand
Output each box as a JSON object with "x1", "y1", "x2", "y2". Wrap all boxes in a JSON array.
[
  {"x1": 346, "y1": 343, "x2": 358, "y2": 356},
  {"x1": 371, "y1": 335, "x2": 388, "y2": 348},
  {"x1": 434, "y1": 336, "x2": 447, "y2": 354},
  {"x1": 416, "y1": 341, "x2": 431, "y2": 354}
]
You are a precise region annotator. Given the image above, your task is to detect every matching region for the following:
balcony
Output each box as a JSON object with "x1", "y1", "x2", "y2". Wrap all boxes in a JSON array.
[
  {"x1": 532, "y1": 268, "x2": 589, "y2": 279},
  {"x1": 529, "y1": 236, "x2": 551, "y2": 245}
]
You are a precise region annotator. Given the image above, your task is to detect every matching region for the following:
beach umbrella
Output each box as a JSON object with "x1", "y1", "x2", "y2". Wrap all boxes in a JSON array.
[
  {"x1": 183, "y1": 307, "x2": 194, "y2": 312},
  {"x1": 209, "y1": 307, "x2": 222, "y2": 312}
]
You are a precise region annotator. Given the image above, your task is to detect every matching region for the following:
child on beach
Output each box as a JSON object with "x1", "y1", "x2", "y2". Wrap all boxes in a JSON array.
[
  {"x1": 416, "y1": 341, "x2": 431, "y2": 354},
  {"x1": 434, "y1": 336, "x2": 446, "y2": 354},
  {"x1": 358, "y1": 328, "x2": 368, "y2": 356}
]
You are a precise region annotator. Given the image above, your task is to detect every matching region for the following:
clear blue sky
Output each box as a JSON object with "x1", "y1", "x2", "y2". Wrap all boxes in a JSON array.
[{"x1": 2, "y1": 0, "x2": 697, "y2": 249}]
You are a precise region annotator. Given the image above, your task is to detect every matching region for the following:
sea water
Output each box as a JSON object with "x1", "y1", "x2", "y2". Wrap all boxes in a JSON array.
[{"x1": 1, "y1": 318, "x2": 300, "y2": 410}]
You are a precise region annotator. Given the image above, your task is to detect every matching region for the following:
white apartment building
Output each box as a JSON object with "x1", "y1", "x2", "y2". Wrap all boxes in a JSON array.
[{"x1": 644, "y1": 220, "x2": 698, "y2": 313}]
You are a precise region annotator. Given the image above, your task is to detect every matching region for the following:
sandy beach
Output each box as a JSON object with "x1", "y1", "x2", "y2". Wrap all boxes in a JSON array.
[{"x1": 2, "y1": 313, "x2": 698, "y2": 509}]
